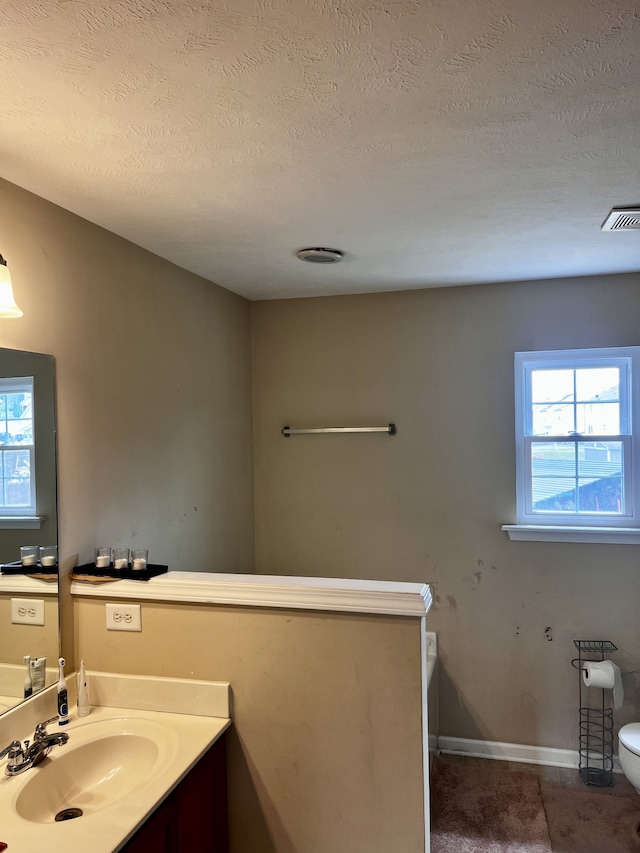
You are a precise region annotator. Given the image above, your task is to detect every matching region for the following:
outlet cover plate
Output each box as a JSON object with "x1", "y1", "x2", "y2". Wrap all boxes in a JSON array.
[
  {"x1": 105, "y1": 603, "x2": 142, "y2": 632},
  {"x1": 11, "y1": 597, "x2": 45, "y2": 625}
]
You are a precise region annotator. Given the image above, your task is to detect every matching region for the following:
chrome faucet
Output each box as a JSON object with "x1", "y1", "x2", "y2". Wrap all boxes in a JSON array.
[{"x1": 0, "y1": 716, "x2": 69, "y2": 776}]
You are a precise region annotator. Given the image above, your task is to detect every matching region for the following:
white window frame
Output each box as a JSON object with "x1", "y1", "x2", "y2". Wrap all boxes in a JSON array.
[
  {"x1": 503, "y1": 347, "x2": 640, "y2": 544},
  {"x1": 0, "y1": 376, "x2": 36, "y2": 517}
]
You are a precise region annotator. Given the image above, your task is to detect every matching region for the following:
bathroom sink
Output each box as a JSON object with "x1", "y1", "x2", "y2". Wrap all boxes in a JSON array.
[
  {"x1": 13, "y1": 717, "x2": 177, "y2": 824},
  {"x1": 0, "y1": 678, "x2": 231, "y2": 853}
]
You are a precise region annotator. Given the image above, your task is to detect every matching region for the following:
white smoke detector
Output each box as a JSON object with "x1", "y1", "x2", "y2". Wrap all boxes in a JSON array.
[
  {"x1": 296, "y1": 248, "x2": 343, "y2": 263},
  {"x1": 601, "y1": 208, "x2": 640, "y2": 231}
]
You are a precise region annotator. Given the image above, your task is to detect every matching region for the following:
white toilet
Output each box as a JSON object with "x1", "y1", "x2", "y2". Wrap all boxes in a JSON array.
[{"x1": 618, "y1": 723, "x2": 640, "y2": 792}]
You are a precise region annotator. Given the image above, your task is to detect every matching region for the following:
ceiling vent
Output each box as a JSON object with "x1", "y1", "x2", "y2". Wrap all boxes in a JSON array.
[
  {"x1": 296, "y1": 248, "x2": 343, "y2": 264},
  {"x1": 601, "y1": 208, "x2": 640, "y2": 231}
]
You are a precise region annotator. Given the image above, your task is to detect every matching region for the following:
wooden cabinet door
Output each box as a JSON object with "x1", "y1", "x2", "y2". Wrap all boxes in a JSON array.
[
  {"x1": 176, "y1": 736, "x2": 229, "y2": 851},
  {"x1": 120, "y1": 734, "x2": 228, "y2": 853},
  {"x1": 122, "y1": 796, "x2": 176, "y2": 852}
]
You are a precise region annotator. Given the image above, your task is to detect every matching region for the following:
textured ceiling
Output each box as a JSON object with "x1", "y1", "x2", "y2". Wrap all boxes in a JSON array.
[{"x1": 1, "y1": 0, "x2": 639, "y2": 299}]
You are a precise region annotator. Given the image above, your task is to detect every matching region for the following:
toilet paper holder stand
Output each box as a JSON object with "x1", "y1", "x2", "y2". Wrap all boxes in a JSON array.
[{"x1": 572, "y1": 639, "x2": 618, "y2": 788}]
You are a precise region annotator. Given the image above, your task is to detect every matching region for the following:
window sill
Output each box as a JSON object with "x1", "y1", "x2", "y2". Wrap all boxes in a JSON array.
[
  {"x1": 502, "y1": 524, "x2": 640, "y2": 544},
  {"x1": 0, "y1": 516, "x2": 45, "y2": 530}
]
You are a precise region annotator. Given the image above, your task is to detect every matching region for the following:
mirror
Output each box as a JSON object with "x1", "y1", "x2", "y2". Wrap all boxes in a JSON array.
[{"x1": 0, "y1": 347, "x2": 58, "y2": 713}]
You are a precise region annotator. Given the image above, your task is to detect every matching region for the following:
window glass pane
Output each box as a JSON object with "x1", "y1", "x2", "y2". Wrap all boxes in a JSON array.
[
  {"x1": 6, "y1": 391, "x2": 30, "y2": 419},
  {"x1": 531, "y1": 442, "x2": 576, "y2": 509},
  {"x1": 577, "y1": 441, "x2": 624, "y2": 513},
  {"x1": 531, "y1": 442, "x2": 576, "y2": 472},
  {"x1": 530, "y1": 441, "x2": 625, "y2": 515},
  {"x1": 578, "y1": 441, "x2": 623, "y2": 472},
  {"x1": 531, "y1": 369, "x2": 574, "y2": 403},
  {"x1": 0, "y1": 449, "x2": 31, "y2": 508},
  {"x1": 576, "y1": 403, "x2": 620, "y2": 435},
  {"x1": 3, "y1": 450, "x2": 16, "y2": 477},
  {"x1": 0, "y1": 390, "x2": 33, "y2": 445},
  {"x1": 5, "y1": 479, "x2": 31, "y2": 507},
  {"x1": 577, "y1": 478, "x2": 623, "y2": 513},
  {"x1": 7, "y1": 419, "x2": 32, "y2": 442},
  {"x1": 575, "y1": 368, "x2": 619, "y2": 402},
  {"x1": 3, "y1": 449, "x2": 30, "y2": 477},
  {"x1": 532, "y1": 404, "x2": 575, "y2": 436},
  {"x1": 532, "y1": 478, "x2": 576, "y2": 511},
  {"x1": 531, "y1": 367, "x2": 623, "y2": 436}
]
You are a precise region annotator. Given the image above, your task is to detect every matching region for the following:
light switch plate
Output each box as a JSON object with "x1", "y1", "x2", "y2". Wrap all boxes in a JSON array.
[
  {"x1": 105, "y1": 603, "x2": 142, "y2": 632},
  {"x1": 11, "y1": 598, "x2": 45, "y2": 626}
]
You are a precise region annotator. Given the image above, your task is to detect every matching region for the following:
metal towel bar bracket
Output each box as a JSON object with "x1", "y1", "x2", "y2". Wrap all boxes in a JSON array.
[{"x1": 282, "y1": 424, "x2": 396, "y2": 437}]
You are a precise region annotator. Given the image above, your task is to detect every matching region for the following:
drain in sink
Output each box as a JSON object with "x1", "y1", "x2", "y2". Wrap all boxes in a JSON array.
[{"x1": 55, "y1": 807, "x2": 83, "y2": 821}]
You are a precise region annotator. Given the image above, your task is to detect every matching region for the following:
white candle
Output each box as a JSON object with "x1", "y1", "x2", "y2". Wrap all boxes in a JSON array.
[
  {"x1": 96, "y1": 555, "x2": 110, "y2": 568},
  {"x1": 21, "y1": 555, "x2": 36, "y2": 566},
  {"x1": 40, "y1": 556, "x2": 56, "y2": 567},
  {"x1": 114, "y1": 558, "x2": 128, "y2": 569},
  {"x1": 132, "y1": 558, "x2": 146, "y2": 571}
]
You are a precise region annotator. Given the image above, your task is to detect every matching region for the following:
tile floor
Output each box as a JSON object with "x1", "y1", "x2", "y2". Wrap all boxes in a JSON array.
[{"x1": 437, "y1": 752, "x2": 637, "y2": 799}]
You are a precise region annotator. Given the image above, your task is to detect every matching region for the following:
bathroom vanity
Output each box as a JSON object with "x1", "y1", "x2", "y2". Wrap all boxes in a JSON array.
[
  {"x1": 122, "y1": 734, "x2": 228, "y2": 852},
  {"x1": 0, "y1": 674, "x2": 231, "y2": 852}
]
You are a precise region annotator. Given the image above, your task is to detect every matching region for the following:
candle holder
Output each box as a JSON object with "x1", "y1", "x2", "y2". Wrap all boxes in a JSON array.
[
  {"x1": 94, "y1": 547, "x2": 112, "y2": 569},
  {"x1": 20, "y1": 546, "x2": 38, "y2": 567},
  {"x1": 113, "y1": 548, "x2": 130, "y2": 570},
  {"x1": 39, "y1": 545, "x2": 57, "y2": 567},
  {"x1": 131, "y1": 549, "x2": 148, "y2": 571}
]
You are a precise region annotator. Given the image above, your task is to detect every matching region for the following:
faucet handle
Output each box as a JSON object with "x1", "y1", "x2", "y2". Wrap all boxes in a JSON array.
[
  {"x1": 34, "y1": 716, "x2": 59, "y2": 739},
  {"x1": 0, "y1": 740, "x2": 23, "y2": 760}
]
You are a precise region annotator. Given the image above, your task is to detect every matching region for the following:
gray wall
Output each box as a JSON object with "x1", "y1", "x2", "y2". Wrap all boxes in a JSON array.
[
  {"x1": 0, "y1": 177, "x2": 255, "y2": 663},
  {"x1": 251, "y1": 277, "x2": 640, "y2": 749}
]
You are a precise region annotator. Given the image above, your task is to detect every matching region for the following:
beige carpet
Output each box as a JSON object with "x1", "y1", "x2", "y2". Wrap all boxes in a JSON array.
[
  {"x1": 430, "y1": 759, "x2": 553, "y2": 853},
  {"x1": 431, "y1": 758, "x2": 640, "y2": 853}
]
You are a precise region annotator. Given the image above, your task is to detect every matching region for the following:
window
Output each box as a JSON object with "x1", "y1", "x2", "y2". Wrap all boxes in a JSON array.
[
  {"x1": 504, "y1": 347, "x2": 640, "y2": 543},
  {"x1": 0, "y1": 376, "x2": 35, "y2": 515}
]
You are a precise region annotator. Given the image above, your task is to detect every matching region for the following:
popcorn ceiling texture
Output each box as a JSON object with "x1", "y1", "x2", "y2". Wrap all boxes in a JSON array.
[{"x1": 0, "y1": 0, "x2": 638, "y2": 299}]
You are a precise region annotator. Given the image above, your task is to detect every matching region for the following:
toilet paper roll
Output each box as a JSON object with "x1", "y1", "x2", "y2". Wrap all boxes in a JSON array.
[{"x1": 583, "y1": 660, "x2": 624, "y2": 709}]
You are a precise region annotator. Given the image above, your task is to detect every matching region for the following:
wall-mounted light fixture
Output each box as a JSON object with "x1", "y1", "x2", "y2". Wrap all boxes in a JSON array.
[{"x1": 0, "y1": 254, "x2": 23, "y2": 318}]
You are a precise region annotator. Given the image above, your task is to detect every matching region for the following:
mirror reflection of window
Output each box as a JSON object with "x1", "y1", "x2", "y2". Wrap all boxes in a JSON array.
[
  {"x1": 0, "y1": 377, "x2": 35, "y2": 514},
  {"x1": 0, "y1": 349, "x2": 58, "y2": 714}
]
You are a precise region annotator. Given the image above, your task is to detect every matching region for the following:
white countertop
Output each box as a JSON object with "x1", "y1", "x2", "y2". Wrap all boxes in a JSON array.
[{"x1": 0, "y1": 677, "x2": 231, "y2": 852}]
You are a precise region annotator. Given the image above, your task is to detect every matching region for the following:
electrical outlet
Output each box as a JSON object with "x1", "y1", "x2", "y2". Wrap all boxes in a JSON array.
[
  {"x1": 11, "y1": 598, "x2": 45, "y2": 626},
  {"x1": 105, "y1": 603, "x2": 142, "y2": 632}
]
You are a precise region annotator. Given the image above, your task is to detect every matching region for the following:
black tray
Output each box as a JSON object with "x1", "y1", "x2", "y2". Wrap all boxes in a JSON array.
[
  {"x1": 74, "y1": 562, "x2": 168, "y2": 581},
  {"x1": 1, "y1": 560, "x2": 58, "y2": 575}
]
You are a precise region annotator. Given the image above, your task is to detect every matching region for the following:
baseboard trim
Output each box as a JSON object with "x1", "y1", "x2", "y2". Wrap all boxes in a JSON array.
[{"x1": 438, "y1": 735, "x2": 622, "y2": 773}]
